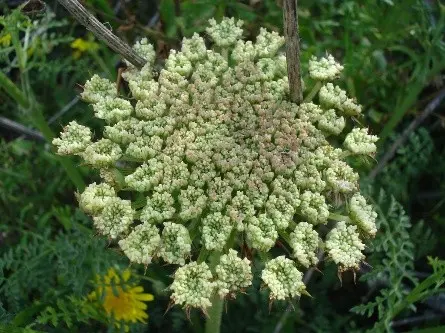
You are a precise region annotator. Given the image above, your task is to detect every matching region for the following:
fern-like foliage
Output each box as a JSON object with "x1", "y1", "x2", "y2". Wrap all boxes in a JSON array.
[
  {"x1": 351, "y1": 188, "x2": 416, "y2": 331},
  {"x1": 0, "y1": 224, "x2": 122, "y2": 320},
  {"x1": 410, "y1": 220, "x2": 437, "y2": 260},
  {"x1": 35, "y1": 296, "x2": 103, "y2": 329},
  {"x1": 352, "y1": 188, "x2": 445, "y2": 332},
  {"x1": 378, "y1": 127, "x2": 433, "y2": 202}
]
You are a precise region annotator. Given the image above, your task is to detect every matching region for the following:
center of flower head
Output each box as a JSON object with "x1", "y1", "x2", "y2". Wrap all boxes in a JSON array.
[
  {"x1": 89, "y1": 268, "x2": 154, "y2": 330},
  {"x1": 54, "y1": 17, "x2": 379, "y2": 310}
]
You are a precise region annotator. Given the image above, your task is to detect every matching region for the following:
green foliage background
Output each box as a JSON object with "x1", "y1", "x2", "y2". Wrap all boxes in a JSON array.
[{"x1": 1, "y1": 0, "x2": 445, "y2": 332}]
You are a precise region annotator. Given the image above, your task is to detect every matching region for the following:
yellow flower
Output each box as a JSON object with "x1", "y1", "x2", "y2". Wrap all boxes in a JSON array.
[
  {"x1": 71, "y1": 36, "x2": 99, "y2": 59},
  {"x1": 0, "y1": 33, "x2": 12, "y2": 47},
  {"x1": 89, "y1": 268, "x2": 154, "y2": 331}
]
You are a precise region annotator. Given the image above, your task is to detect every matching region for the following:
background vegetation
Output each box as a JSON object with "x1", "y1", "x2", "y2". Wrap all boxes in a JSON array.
[{"x1": 1, "y1": 0, "x2": 445, "y2": 332}]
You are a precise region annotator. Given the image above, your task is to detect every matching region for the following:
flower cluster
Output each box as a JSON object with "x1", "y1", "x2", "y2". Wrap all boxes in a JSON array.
[{"x1": 54, "y1": 17, "x2": 378, "y2": 310}]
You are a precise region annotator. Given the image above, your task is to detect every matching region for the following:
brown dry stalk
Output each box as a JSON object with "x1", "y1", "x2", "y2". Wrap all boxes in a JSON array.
[
  {"x1": 56, "y1": 0, "x2": 146, "y2": 68},
  {"x1": 283, "y1": 0, "x2": 303, "y2": 104}
]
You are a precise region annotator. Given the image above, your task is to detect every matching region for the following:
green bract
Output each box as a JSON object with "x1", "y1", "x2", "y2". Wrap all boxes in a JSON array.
[{"x1": 53, "y1": 17, "x2": 378, "y2": 310}]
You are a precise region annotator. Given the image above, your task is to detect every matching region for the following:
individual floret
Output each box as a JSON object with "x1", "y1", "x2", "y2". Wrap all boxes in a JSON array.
[
  {"x1": 191, "y1": 64, "x2": 220, "y2": 91},
  {"x1": 317, "y1": 109, "x2": 345, "y2": 135},
  {"x1": 170, "y1": 262, "x2": 215, "y2": 309},
  {"x1": 271, "y1": 176, "x2": 300, "y2": 209},
  {"x1": 245, "y1": 174, "x2": 269, "y2": 208},
  {"x1": 142, "y1": 117, "x2": 176, "y2": 137},
  {"x1": 129, "y1": 79, "x2": 159, "y2": 102},
  {"x1": 118, "y1": 223, "x2": 161, "y2": 265},
  {"x1": 81, "y1": 74, "x2": 116, "y2": 104},
  {"x1": 261, "y1": 256, "x2": 306, "y2": 300},
  {"x1": 82, "y1": 139, "x2": 122, "y2": 168},
  {"x1": 93, "y1": 97, "x2": 133, "y2": 124},
  {"x1": 122, "y1": 38, "x2": 155, "y2": 82},
  {"x1": 201, "y1": 212, "x2": 233, "y2": 251},
  {"x1": 257, "y1": 58, "x2": 278, "y2": 81},
  {"x1": 349, "y1": 193, "x2": 378, "y2": 237},
  {"x1": 181, "y1": 33, "x2": 207, "y2": 62},
  {"x1": 215, "y1": 249, "x2": 252, "y2": 298},
  {"x1": 324, "y1": 160, "x2": 359, "y2": 193},
  {"x1": 294, "y1": 163, "x2": 326, "y2": 192},
  {"x1": 299, "y1": 191, "x2": 329, "y2": 225},
  {"x1": 255, "y1": 28, "x2": 285, "y2": 58},
  {"x1": 125, "y1": 135, "x2": 163, "y2": 160},
  {"x1": 132, "y1": 38, "x2": 156, "y2": 64},
  {"x1": 78, "y1": 182, "x2": 116, "y2": 215},
  {"x1": 289, "y1": 222, "x2": 319, "y2": 268},
  {"x1": 135, "y1": 95, "x2": 167, "y2": 119},
  {"x1": 165, "y1": 50, "x2": 193, "y2": 76},
  {"x1": 206, "y1": 17, "x2": 244, "y2": 47},
  {"x1": 207, "y1": 177, "x2": 233, "y2": 212},
  {"x1": 319, "y1": 83, "x2": 362, "y2": 116},
  {"x1": 344, "y1": 128, "x2": 378, "y2": 155},
  {"x1": 296, "y1": 102, "x2": 324, "y2": 123},
  {"x1": 158, "y1": 156, "x2": 190, "y2": 192},
  {"x1": 231, "y1": 40, "x2": 255, "y2": 63},
  {"x1": 52, "y1": 121, "x2": 92, "y2": 155},
  {"x1": 265, "y1": 194, "x2": 295, "y2": 230},
  {"x1": 158, "y1": 69, "x2": 189, "y2": 103},
  {"x1": 140, "y1": 192, "x2": 176, "y2": 224},
  {"x1": 104, "y1": 118, "x2": 144, "y2": 145},
  {"x1": 325, "y1": 221, "x2": 365, "y2": 271},
  {"x1": 93, "y1": 197, "x2": 134, "y2": 239},
  {"x1": 246, "y1": 214, "x2": 278, "y2": 252},
  {"x1": 160, "y1": 222, "x2": 192, "y2": 265},
  {"x1": 178, "y1": 186, "x2": 207, "y2": 221},
  {"x1": 310, "y1": 146, "x2": 343, "y2": 169},
  {"x1": 125, "y1": 159, "x2": 163, "y2": 192},
  {"x1": 227, "y1": 192, "x2": 255, "y2": 231},
  {"x1": 308, "y1": 54, "x2": 343, "y2": 81}
]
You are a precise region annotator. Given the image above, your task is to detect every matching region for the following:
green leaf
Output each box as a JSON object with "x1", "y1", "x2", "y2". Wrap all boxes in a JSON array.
[
  {"x1": 160, "y1": 0, "x2": 178, "y2": 38},
  {"x1": 11, "y1": 303, "x2": 47, "y2": 327}
]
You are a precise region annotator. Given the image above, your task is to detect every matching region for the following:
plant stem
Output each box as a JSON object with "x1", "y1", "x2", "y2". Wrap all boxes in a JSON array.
[
  {"x1": 0, "y1": 71, "x2": 85, "y2": 191},
  {"x1": 303, "y1": 81, "x2": 322, "y2": 103},
  {"x1": 0, "y1": 71, "x2": 29, "y2": 108},
  {"x1": 328, "y1": 213, "x2": 351, "y2": 223},
  {"x1": 203, "y1": 252, "x2": 224, "y2": 333},
  {"x1": 370, "y1": 87, "x2": 445, "y2": 179},
  {"x1": 0, "y1": 116, "x2": 45, "y2": 142},
  {"x1": 205, "y1": 294, "x2": 224, "y2": 333},
  {"x1": 56, "y1": 0, "x2": 146, "y2": 68},
  {"x1": 283, "y1": 0, "x2": 303, "y2": 104},
  {"x1": 197, "y1": 247, "x2": 210, "y2": 263}
]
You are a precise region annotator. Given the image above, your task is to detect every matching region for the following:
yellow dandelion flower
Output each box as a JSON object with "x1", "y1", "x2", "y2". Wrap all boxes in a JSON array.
[
  {"x1": 71, "y1": 35, "x2": 99, "y2": 59},
  {"x1": 89, "y1": 268, "x2": 154, "y2": 331}
]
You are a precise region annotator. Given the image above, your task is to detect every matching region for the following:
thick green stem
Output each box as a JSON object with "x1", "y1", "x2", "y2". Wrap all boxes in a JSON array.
[
  {"x1": 303, "y1": 81, "x2": 322, "y2": 103},
  {"x1": 279, "y1": 230, "x2": 291, "y2": 244},
  {"x1": 204, "y1": 252, "x2": 223, "y2": 333},
  {"x1": 205, "y1": 294, "x2": 224, "y2": 333},
  {"x1": 328, "y1": 213, "x2": 352, "y2": 223},
  {"x1": 197, "y1": 247, "x2": 210, "y2": 263},
  {"x1": 0, "y1": 71, "x2": 30, "y2": 108}
]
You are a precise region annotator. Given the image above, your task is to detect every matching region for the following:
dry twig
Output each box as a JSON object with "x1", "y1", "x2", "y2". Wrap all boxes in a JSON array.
[
  {"x1": 56, "y1": 0, "x2": 146, "y2": 68},
  {"x1": 283, "y1": 0, "x2": 303, "y2": 104},
  {"x1": 370, "y1": 87, "x2": 445, "y2": 179}
]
